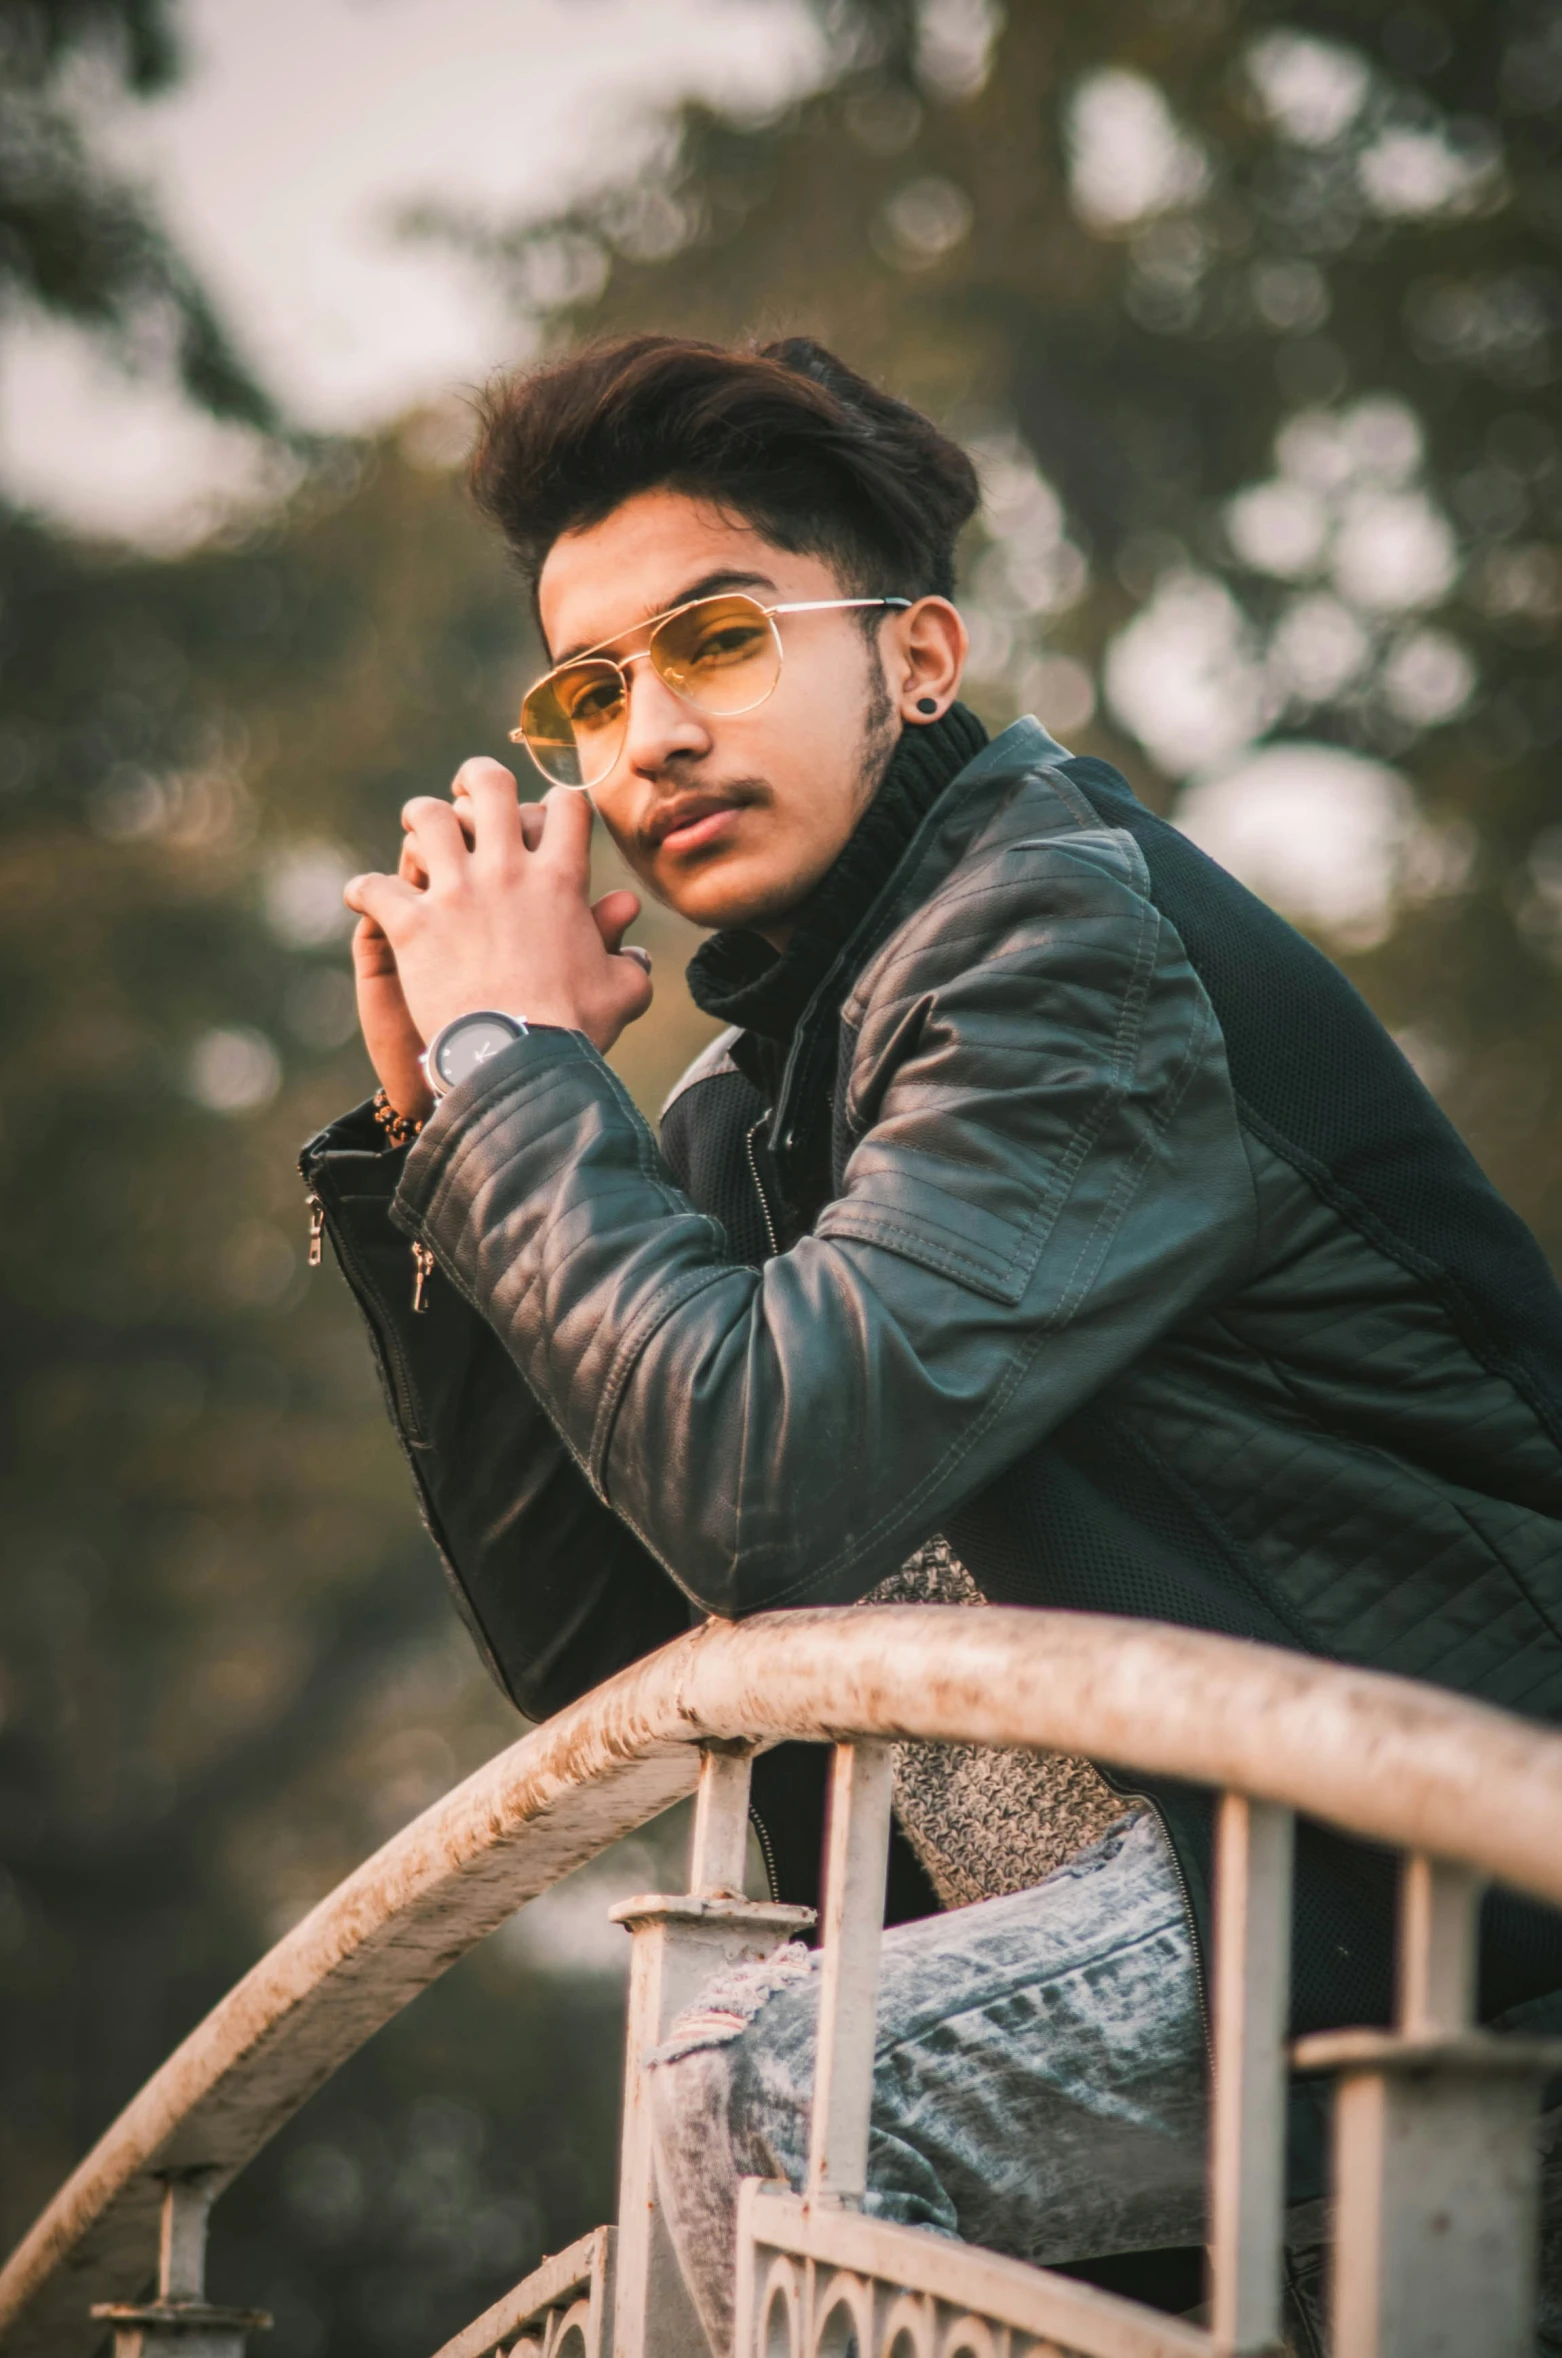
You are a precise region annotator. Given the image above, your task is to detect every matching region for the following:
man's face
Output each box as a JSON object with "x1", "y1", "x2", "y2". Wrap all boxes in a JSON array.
[{"x1": 534, "y1": 489, "x2": 923, "y2": 938}]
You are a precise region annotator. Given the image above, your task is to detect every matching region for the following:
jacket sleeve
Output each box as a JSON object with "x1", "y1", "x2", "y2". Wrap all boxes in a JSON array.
[
  {"x1": 391, "y1": 820, "x2": 1260, "y2": 1620},
  {"x1": 300, "y1": 1100, "x2": 691, "y2": 1721}
]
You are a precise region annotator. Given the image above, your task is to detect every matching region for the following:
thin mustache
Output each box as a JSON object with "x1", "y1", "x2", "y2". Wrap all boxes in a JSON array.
[{"x1": 642, "y1": 780, "x2": 767, "y2": 847}]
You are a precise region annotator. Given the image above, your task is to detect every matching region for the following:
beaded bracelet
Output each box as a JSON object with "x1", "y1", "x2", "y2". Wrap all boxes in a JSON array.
[{"x1": 372, "y1": 1087, "x2": 425, "y2": 1150}]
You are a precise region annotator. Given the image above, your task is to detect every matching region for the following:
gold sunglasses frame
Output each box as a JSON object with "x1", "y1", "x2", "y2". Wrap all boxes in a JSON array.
[{"x1": 509, "y1": 593, "x2": 912, "y2": 790}]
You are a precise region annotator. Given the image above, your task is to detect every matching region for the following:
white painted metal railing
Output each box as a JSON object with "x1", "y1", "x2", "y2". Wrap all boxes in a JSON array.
[{"x1": 4, "y1": 1606, "x2": 1562, "y2": 2358}]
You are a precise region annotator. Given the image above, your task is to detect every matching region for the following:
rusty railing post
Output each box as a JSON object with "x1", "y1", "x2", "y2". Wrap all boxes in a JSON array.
[
  {"x1": 89, "y1": 2172, "x2": 270, "y2": 2357},
  {"x1": 610, "y1": 1742, "x2": 813, "y2": 2358},
  {"x1": 1209, "y1": 1793, "x2": 1294, "y2": 2357},
  {"x1": 1297, "y1": 1852, "x2": 1562, "y2": 2358}
]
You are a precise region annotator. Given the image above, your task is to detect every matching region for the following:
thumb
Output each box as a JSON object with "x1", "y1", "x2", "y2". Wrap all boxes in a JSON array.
[
  {"x1": 351, "y1": 910, "x2": 399, "y2": 981},
  {"x1": 591, "y1": 888, "x2": 642, "y2": 956},
  {"x1": 537, "y1": 784, "x2": 594, "y2": 880}
]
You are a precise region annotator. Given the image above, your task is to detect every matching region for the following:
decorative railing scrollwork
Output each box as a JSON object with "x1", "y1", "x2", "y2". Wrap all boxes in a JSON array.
[{"x1": 4, "y1": 1605, "x2": 1562, "y2": 2358}]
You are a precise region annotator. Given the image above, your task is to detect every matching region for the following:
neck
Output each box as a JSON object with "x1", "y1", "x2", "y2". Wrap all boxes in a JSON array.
[{"x1": 754, "y1": 710, "x2": 904, "y2": 952}]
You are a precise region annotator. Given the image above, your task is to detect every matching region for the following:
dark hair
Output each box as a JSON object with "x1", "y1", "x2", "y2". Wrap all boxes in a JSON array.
[{"x1": 466, "y1": 334, "x2": 980, "y2": 614}]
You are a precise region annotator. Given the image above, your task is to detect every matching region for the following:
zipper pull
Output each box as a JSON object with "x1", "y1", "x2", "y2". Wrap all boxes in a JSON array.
[
  {"x1": 306, "y1": 1193, "x2": 324, "y2": 1269},
  {"x1": 410, "y1": 1240, "x2": 435, "y2": 1314}
]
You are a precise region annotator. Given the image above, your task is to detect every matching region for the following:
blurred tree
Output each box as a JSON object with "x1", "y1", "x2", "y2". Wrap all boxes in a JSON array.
[
  {"x1": 0, "y1": 0, "x2": 273, "y2": 426},
  {"x1": 0, "y1": 26, "x2": 715, "y2": 2343},
  {"x1": 0, "y1": 429, "x2": 713, "y2": 2351},
  {"x1": 9, "y1": 0, "x2": 1562, "y2": 2350},
  {"x1": 433, "y1": 0, "x2": 1562, "y2": 1253}
]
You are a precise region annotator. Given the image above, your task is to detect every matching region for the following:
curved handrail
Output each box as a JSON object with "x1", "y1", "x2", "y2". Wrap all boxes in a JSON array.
[{"x1": 6, "y1": 1604, "x2": 1562, "y2": 2356}]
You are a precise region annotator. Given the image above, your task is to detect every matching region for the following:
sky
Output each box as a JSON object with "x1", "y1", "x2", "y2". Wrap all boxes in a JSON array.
[{"x1": 0, "y1": 0, "x2": 825, "y2": 544}]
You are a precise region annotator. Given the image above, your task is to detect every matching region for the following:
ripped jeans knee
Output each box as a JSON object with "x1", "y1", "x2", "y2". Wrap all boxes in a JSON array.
[{"x1": 647, "y1": 1813, "x2": 1206, "y2": 2357}]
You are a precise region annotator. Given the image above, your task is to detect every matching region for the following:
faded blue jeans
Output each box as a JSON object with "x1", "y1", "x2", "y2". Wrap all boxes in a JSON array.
[
  {"x1": 649, "y1": 1807, "x2": 1562, "y2": 2356},
  {"x1": 648, "y1": 1811, "x2": 1218, "y2": 2354}
]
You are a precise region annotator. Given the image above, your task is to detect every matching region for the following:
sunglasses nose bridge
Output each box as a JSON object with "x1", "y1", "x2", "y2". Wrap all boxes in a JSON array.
[
  {"x1": 619, "y1": 642, "x2": 711, "y2": 747},
  {"x1": 518, "y1": 595, "x2": 785, "y2": 783}
]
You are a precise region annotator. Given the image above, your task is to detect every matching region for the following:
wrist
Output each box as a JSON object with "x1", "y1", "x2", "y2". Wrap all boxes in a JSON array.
[
  {"x1": 422, "y1": 1007, "x2": 534, "y2": 1099},
  {"x1": 378, "y1": 1068, "x2": 434, "y2": 1122},
  {"x1": 373, "y1": 1087, "x2": 430, "y2": 1147}
]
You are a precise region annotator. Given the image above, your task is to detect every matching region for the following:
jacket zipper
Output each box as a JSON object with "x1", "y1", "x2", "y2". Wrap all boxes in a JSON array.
[
  {"x1": 301, "y1": 1172, "x2": 429, "y2": 1443},
  {"x1": 745, "y1": 1117, "x2": 780, "y2": 1258},
  {"x1": 305, "y1": 1181, "x2": 433, "y2": 1316}
]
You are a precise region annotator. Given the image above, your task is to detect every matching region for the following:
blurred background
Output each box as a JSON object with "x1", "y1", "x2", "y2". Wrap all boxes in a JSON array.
[{"x1": 2, "y1": 0, "x2": 1559, "y2": 2348}]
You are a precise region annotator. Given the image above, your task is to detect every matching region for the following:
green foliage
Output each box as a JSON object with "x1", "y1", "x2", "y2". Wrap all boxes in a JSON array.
[
  {"x1": 448, "y1": 0, "x2": 1562, "y2": 1251},
  {"x1": 5, "y1": 2, "x2": 1562, "y2": 2350},
  {"x1": 4, "y1": 0, "x2": 182, "y2": 94},
  {"x1": 0, "y1": 437, "x2": 712, "y2": 2352},
  {"x1": 0, "y1": 14, "x2": 714, "y2": 2354},
  {"x1": 0, "y1": 0, "x2": 274, "y2": 427}
]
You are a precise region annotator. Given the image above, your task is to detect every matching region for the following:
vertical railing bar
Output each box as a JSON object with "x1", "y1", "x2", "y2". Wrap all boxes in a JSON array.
[
  {"x1": 1398, "y1": 1853, "x2": 1482, "y2": 2036},
  {"x1": 157, "y1": 2173, "x2": 216, "y2": 2303},
  {"x1": 806, "y1": 1741, "x2": 893, "y2": 2207},
  {"x1": 1209, "y1": 1792, "x2": 1294, "y2": 2358},
  {"x1": 612, "y1": 1745, "x2": 812, "y2": 2357},
  {"x1": 688, "y1": 1743, "x2": 753, "y2": 1897}
]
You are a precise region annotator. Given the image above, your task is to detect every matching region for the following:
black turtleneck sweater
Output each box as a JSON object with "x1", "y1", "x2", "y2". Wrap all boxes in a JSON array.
[{"x1": 683, "y1": 703, "x2": 988, "y2": 1215}]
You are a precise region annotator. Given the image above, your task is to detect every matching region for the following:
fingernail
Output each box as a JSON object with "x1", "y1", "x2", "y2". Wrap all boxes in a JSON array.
[{"x1": 621, "y1": 944, "x2": 652, "y2": 974}]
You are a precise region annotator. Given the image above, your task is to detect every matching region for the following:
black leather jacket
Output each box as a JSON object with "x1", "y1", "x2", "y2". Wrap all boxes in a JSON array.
[{"x1": 302, "y1": 720, "x2": 1562, "y2": 2041}]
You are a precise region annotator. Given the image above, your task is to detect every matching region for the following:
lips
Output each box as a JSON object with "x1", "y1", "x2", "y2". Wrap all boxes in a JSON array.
[{"x1": 646, "y1": 791, "x2": 751, "y2": 853}]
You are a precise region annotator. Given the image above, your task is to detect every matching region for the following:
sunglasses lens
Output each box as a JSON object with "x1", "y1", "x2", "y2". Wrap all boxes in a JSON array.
[
  {"x1": 519, "y1": 659, "x2": 626, "y2": 789},
  {"x1": 651, "y1": 595, "x2": 780, "y2": 714}
]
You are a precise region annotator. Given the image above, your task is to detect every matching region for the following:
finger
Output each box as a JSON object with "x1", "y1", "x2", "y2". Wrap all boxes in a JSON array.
[
  {"x1": 399, "y1": 834, "x2": 430, "y2": 888},
  {"x1": 519, "y1": 800, "x2": 546, "y2": 851},
  {"x1": 591, "y1": 888, "x2": 642, "y2": 955},
  {"x1": 351, "y1": 911, "x2": 399, "y2": 979},
  {"x1": 399, "y1": 795, "x2": 469, "y2": 885},
  {"x1": 534, "y1": 784, "x2": 594, "y2": 883},
  {"x1": 345, "y1": 870, "x2": 419, "y2": 930},
  {"x1": 606, "y1": 951, "x2": 655, "y2": 1031},
  {"x1": 451, "y1": 754, "x2": 520, "y2": 802},
  {"x1": 453, "y1": 758, "x2": 525, "y2": 867},
  {"x1": 401, "y1": 793, "x2": 469, "y2": 846}
]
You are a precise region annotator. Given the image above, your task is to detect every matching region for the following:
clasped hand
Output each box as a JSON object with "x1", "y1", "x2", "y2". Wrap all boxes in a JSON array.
[{"x1": 344, "y1": 758, "x2": 652, "y2": 1121}]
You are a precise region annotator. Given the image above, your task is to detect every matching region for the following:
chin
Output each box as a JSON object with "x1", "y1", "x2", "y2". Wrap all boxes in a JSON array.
[{"x1": 658, "y1": 856, "x2": 805, "y2": 935}]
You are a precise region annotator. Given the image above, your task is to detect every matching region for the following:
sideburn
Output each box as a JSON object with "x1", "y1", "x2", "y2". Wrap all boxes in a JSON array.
[{"x1": 855, "y1": 653, "x2": 902, "y2": 819}]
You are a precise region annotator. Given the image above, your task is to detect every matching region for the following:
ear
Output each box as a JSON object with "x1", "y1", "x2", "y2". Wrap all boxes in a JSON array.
[{"x1": 886, "y1": 597, "x2": 968, "y2": 724}]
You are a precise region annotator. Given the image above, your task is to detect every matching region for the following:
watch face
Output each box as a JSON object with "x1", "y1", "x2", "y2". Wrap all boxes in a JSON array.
[{"x1": 434, "y1": 1014, "x2": 522, "y2": 1090}]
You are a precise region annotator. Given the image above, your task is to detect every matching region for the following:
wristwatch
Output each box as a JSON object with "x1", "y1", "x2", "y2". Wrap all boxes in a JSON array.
[{"x1": 420, "y1": 1009, "x2": 529, "y2": 1099}]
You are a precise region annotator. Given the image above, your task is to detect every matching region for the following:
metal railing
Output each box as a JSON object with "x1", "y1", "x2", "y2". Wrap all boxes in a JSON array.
[{"x1": 4, "y1": 1604, "x2": 1562, "y2": 2358}]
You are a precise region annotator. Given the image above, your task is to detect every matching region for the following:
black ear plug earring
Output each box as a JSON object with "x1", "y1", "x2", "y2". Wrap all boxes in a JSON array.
[{"x1": 915, "y1": 696, "x2": 938, "y2": 715}]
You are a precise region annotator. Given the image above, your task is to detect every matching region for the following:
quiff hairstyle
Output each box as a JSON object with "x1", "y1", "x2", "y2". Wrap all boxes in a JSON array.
[{"x1": 467, "y1": 334, "x2": 980, "y2": 625}]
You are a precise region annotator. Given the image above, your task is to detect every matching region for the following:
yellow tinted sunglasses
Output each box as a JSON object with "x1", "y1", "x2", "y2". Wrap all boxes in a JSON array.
[{"x1": 510, "y1": 591, "x2": 911, "y2": 791}]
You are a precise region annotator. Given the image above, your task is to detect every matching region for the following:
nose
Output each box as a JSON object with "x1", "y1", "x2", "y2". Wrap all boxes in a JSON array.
[{"x1": 617, "y1": 654, "x2": 712, "y2": 780}]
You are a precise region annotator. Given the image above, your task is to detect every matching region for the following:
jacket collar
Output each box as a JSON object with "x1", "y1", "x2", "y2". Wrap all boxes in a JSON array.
[{"x1": 760, "y1": 713, "x2": 1072, "y2": 1180}]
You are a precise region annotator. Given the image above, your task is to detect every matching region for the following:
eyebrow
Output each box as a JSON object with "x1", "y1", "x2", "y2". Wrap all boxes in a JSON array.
[{"x1": 550, "y1": 568, "x2": 780, "y2": 666}]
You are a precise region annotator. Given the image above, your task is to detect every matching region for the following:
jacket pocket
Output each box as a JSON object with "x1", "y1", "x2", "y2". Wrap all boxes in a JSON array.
[{"x1": 816, "y1": 1167, "x2": 1044, "y2": 1305}]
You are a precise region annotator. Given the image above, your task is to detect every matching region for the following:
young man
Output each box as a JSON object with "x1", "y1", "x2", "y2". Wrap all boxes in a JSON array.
[{"x1": 303, "y1": 336, "x2": 1562, "y2": 2348}]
